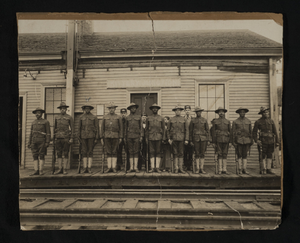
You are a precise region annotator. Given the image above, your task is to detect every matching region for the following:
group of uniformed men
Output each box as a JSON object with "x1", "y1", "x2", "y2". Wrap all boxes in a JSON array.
[{"x1": 28, "y1": 101, "x2": 279, "y2": 176}]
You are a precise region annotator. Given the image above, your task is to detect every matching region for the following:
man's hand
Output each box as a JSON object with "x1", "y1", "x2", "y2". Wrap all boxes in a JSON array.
[
  {"x1": 184, "y1": 140, "x2": 189, "y2": 145},
  {"x1": 257, "y1": 140, "x2": 262, "y2": 147},
  {"x1": 119, "y1": 139, "x2": 122, "y2": 144},
  {"x1": 276, "y1": 143, "x2": 280, "y2": 147},
  {"x1": 228, "y1": 143, "x2": 232, "y2": 149},
  {"x1": 94, "y1": 139, "x2": 98, "y2": 144},
  {"x1": 45, "y1": 142, "x2": 49, "y2": 148},
  {"x1": 190, "y1": 142, "x2": 194, "y2": 146},
  {"x1": 168, "y1": 139, "x2": 173, "y2": 145},
  {"x1": 101, "y1": 139, "x2": 104, "y2": 146},
  {"x1": 69, "y1": 138, "x2": 73, "y2": 144},
  {"x1": 207, "y1": 141, "x2": 210, "y2": 146}
]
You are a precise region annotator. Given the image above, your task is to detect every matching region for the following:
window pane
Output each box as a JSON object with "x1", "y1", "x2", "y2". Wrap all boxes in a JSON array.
[
  {"x1": 54, "y1": 100, "x2": 61, "y2": 110},
  {"x1": 207, "y1": 98, "x2": 216, "y2": 111},
  {"x1": 46, "y1": 114, "x2": 54, "y2": 126},
  {"x1": 216, "y1": 85, "x2": 224, "y2": 98},
  {"x1": 54, "y1": 88, "x2": 62, "y2": 100},
  {"x1": 45, "y1": 88, "x2": 54, "y2": 101},
  {"x1": 207, "y1": 85, "x2": 215, "y2": 97},
  {"x1": 208, "y1": 112, "x2": 216, "y2": 124},
  {"x1": 199, "y1": 85, "x2": 207, "y2": 98},
  {"x1": 50, "y1": 127, "x2": 54, "y2": 140},
  {"x1": 45, "y1": 101, "x2": 54, "y2": 113},
  {"x1": 215, "y1": 97, "x2": 224, "y2": 108},
  {"x1": 199, "y1": 98, "x2": 207, "y2": 110},
  {"x1": 201, "y1": 111, "x2": 208, "y2": 120}
]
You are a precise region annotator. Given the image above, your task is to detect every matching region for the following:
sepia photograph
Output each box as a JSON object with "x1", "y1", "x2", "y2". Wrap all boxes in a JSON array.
[{"x1": 18, "y1": 13, "x2": 283, "y2": 231}]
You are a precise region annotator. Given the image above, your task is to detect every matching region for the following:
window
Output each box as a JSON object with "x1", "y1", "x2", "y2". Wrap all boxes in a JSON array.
[
  {"x1": 199, "y1": 84, "x2": 225, "y2": 124},
  {"x1": 44, "y1": 87, "x2": 66, "y2": 139}
]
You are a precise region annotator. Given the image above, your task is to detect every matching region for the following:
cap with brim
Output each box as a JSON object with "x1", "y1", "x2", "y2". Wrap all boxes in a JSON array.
[
  {"x1": 149, "y1": 103, "x2": 161, "y2": 110},
  {"x1": 120, "y1": 108, "x2": 127, "y2": 113},
  {"x1": 172, "y1": 105, "x2": 184, "y2": 111},
  {"x1": 57, "y1": 102, "x2": 69, "y2": 109},
  {"x1": 236, "y1": 107, "x2": 249, "y2": 113},
  {"x1": 258, "y1": 107, "x2": 269, "y2": 115},
  {"x1": 193, "y1": 106, "x2": 204, "y2": 112},
  {"x1": 32, "y1": 107, "x2": 45, "y2": 114},
  {"x1": 107, "y1": 102, "x2": 118, "y2": 109},
  {"x1": 215, "y1": 107, "x2": 227, "y2": 113},
  {"x1": 81, "y1": 104, "x2": 94, "y2": 110},
  {"x1": 127, "y1": 103, "x2": 139, "y2": 110}
]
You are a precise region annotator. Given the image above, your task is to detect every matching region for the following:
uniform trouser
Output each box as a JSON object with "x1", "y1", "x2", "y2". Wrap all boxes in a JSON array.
[
  {"x1": 194, "y1": 141, "x2": 207, "y2": 158},
  {"x1": 237, "y1": 144, "x2": 250, "y2": 159},
  {"x1": 216, "y1": 142, "x2": 229, "y2": 159},
  {"x1": 31, "y1": 140, "x2": 46, "y2": 160},
  {"x1": 127, "y1": 138, "x2": 140, "y2": 156},
  {"x1": 117, "y1": 140, "x2": 129, "y2": 168},
  {"x1": 55, "y1": 138, "x2": 69, "y2": 158},
  {"x1": 149, "y1": 140, "x2": 162, "y2": 158},
  {"x1": 258, "y1": 144, "x2": 274, "y2": 160},
  {"x1": 172, "y1": 141, "x2": 184, "y2": 158},
  {"x1": 81, "y1": 138, "x2": 95, "y2": 158},
  {"x1": 138, "y1": 139, "x2": 147, "y2": 170},
  {"x1": 184, "y1": 143, "x2": 193, "y2": 168},
  {"x1": 104, "y1": 138, "x2": 119, "y2": 158},
  {"x1": 161, "y1": 142, "x2": 172, "y2": 170}
]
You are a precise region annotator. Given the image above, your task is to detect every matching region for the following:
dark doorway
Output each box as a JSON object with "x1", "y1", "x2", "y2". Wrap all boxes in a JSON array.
[
  {"x1": 131, "y1": 93, "x2": 158, "y2": 116},
  {"x1": 18, "y1": 97, "x2": 23, "y2": 166}
]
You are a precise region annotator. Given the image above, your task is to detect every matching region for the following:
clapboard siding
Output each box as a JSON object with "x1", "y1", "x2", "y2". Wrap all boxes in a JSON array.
[{"x1": 19, "y1": 71, "x2": 66, "y2": 168}]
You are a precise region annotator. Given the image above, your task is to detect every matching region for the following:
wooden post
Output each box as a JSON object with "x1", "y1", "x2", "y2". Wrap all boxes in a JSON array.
[
  {"x1": 269, "y1": 58, "x2": 280, "y2": 167},
  {"x1": 66, "y1": 20, "x2": 76, "y2": 169}
]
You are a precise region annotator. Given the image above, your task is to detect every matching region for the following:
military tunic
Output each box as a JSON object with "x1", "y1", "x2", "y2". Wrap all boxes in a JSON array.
[
  {"x1": 211, "y1": 117, "x2": 231, "y2": 159},
  {"x1": 54, "y1": 114, "x2": 74, "y2": 158},
  {"x1": 125, "y1": 114, "x2": 143, "y2": 155},
  {"x1": 100, "y1": 113, "x2": 123, "y2": 157},
  {"x1": 232, "y1": 117, "x2": 252, "y2": 159},
  {"x1": 189, "y1": 116, "x2": 209, "y2": 158},
  {"x1": 252, "y1": 117, "x2": 278, "y2": 159},
  {"x1": 29, "y1": 118, "x2": 51, "y2": 160},
  {"x1": 145, "y1": 114, "x2": 165, "y2": 157},
  {"x1": 79, "y1": 112, "x2": 99, "y2": 157},
  {"x1": 168, "y1": 116, "x2": 189, "y2": 158}
]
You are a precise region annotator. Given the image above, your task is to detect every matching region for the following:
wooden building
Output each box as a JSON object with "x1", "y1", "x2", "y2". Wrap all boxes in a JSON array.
[{"x1": 18, "y1": 22, "x2": 282, "y2": 170}]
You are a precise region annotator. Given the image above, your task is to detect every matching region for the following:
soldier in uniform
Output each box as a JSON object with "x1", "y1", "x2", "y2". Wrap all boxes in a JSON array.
[
  {"x1": 78, "y1": 103, "x2": 99, "y2": 173},
  {"x1": 145, "y1": 103, "x2": 165, "y2": 173},
  {"x1": 100, "y1": 102, "x2": 123, "y2": 173},
  {"x1": 168, "y1": 105, "x2": 189, "y2": 174},
  {"x1": 232, "y1": 107, "x2": 253, "y2": 174},
  {"x1": 54, "y1": 102, "x2": 74, "y2": 175},
  {"x1": 211, "y1": 107, "x2": 232, "y2": 174},
  {"x1": 138, "y1": 114, "x2": 148, "y2": 170},
  {"x1": 184, "y1": 105, "x2": 194, "y2": 171},
  {"x1": 161, "y1": 116, "x2": 172, "y2": 172},
  {"x1": 252, "y1": 107, "x2": 279, "y2": 175},
  {"x1": 189, "y1": 106, "x2": 209, "y2": 173},
  {"x1": 28, "y1": 107, "x2": 51, "y2": 176},
  {"x1": 117, "y1": 108, "x2": 128, "y2": 171},
  {"x1": 125, "y1": 103, "x2": 143, "y2": 173}
]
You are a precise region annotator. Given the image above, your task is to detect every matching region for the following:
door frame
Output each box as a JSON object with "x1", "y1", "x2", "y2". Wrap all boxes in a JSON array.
[
  {"x1": 19, "y1": 92, "x2": 27, "y2": 168},
  {"x1": 127, "y1": 89, "x2": 161, "y2": 114}
]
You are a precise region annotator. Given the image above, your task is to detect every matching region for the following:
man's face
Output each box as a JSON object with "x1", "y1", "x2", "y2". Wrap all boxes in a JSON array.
[
  {"x1": 175, "y1": 109, "x2": 181, "y2": 116},
  {"x1": 164, "y1": 118, "x2": 169, "y2": 123},
  {"x1": 142, "y1": 116, "x2": 147, "y2": 122},
  {"x1": 35, "y1": 111, "x2": 42, "y2": 119},
  {"x1": 218, "y1": 110, "x2": 225, "y2": 118},
  {"x1": 60, "y1": 107, "x2": 67, "y2": 115},
  {"x1": 239, "y1": 110, "x2": 246, "y2": 118},
  {"x1": 121, "y1": 111, "x2": 127, "y2": 118},
  {"x1": 84, "y1": 107, "x2": 91, "y2": 114},
  {"x1": 130, "y1": 107, "x2": 137, "y2": 114},
  {"x1": 152, "y1": 108, "x2": 158, "y2": 114},
  {"x1": 262, "y1": 110, "x2": 269, "y2": 118},
  {"x1": 185, "y1": 108, "x2": 191, "y2": 116},
  {"x1": 109, "y1": 107, "x2": 116, "y2": 114},
  {"x1": 196, "y1": 111, "x2": 202, "y2": 117}
]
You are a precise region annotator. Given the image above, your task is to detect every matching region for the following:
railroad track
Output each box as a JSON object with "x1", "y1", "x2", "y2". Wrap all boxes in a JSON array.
[{"x1": 20, "y1": 189, "x2": 281, "y2": 231}]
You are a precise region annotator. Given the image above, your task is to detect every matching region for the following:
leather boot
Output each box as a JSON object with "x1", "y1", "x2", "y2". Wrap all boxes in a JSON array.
[
  {"x1": 222, "y1": 159, "x2": 229, "y2": 174},
  {"x1": 242, "y1": 159, "x2": 249, "y2": 174},
  {"x1": 179, "y1": 158, "x2": 186, "y2": 174},
  {"x1": 238, "y1": 158, "x2": 242, "y2": 174},
  {"x1": 112, "y1": 157, "x2": 117, "y2": 173},
  {"x1": 63, "y1": 158, "x2": 68, "y2": 175},
  {"x1": 30, "y1": 160, "x2": 39, "y2": 176},
  {"x1": 156, "y1": 157, "x2": 161, "y2": 173},
  {"x1": 266, "y1": 158, "x2": 275, "y2": 174},
  {"x1": 200, "y1": 158, "x2": 206, "y2": 174},
  {"x1": 55, "y1": 158, "x2": 63, "y2": 174},
  {"x1": 82, "y1": 157, "x2": 88, "y2": 173},
  {"x1": 174, "y1": 157, "x2": 178, "y2": 173},
  {"x1": 134, "y1": 156, "x2": 139, "y2": 173},
  {"x1": 218, "y1": 159, "x2": 222, "y2": 175},
  {"x1": 195, "y1": 158, "x2": 200, "y2": 174},
  {"x1": 39, "y1": 160, "x2": 45, "y2": 175},
  {"x1": 104, "y1": 157, "x2": 112, "y2": 173},
  {"x1": 88, "y1": 157, "x2": 93, "y2": 174},
  {"x1": 149, "y1": 158, "x2": 155, "y2": 173},
  {"x1": 128, "y1": 157, "x2": 134, "y2": 173},
  {"x1": 262, "y1": 159, "x2": 267, "y2": 174}
]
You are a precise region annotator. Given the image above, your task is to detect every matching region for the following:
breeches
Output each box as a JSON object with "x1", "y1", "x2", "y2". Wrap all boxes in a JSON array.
[
  {"x1": 149, "y1": 140, "x2": 162, "y2": 158},
  {"x1": 55, "y1": 138, "x2": 69, "y2": 158},
  {"x1": 258, "y1": 144, "x2": 274, "y2": 159},
  {"x1": 237, "y1": 144, "x2": 250, "y2": 159},
  {"x1": 104, "y1": 138, "x2": 119, "y2": 157},
  {"x1": 172, "y1": 141, "x2": 184, "y2": 158},
  {"x1": 194, "y1": 141, "x2": 207, "y2": 158},
  {"x1": 217, "y1": 142, "x2": 229, "y2": 159},
  {"x1": 81, "y1": 138, "x2": 95, "y2": 157},
  {"x1": 31, "y1": 140, "x2": 46, "y2": 160},
  {"x1": 127, "y1": 138, "x2": 140, "y2": 156}
]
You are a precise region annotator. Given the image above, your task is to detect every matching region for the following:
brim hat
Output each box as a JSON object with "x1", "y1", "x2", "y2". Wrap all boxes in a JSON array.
[
  {"x1": 172, "y1": 105, "x2": 184, "y2": 111},
  {"x1": 81, "y1": 104, "x2": 94, "y2": 110},
  {"x1": 258, "y1": 107, "x2": 269, "y2": 115},
  {"x1": 57, "y1": 102, "x2": 69, "y2": 109},
  {"x1": 32, "y1": 107, "x2": 45, "y2": 114},
  {"x1": 236, "y1": 107, "x2": 249, "y2": 113},
  {"x1": 107, "y1": 102, "x2": 118, "y2": 109},
  {"x1": 149, "y1": 103, "x2": 161, "y2": 110},
  {"x1": 215, "y1": 107, "x2": 227, "y2": 113},
  {"x1": 193, "y1": 106, "x2": 204, "y2": 112},
  {"x1": 127, "y1": 103, "x2": 139, "y2": 110}
]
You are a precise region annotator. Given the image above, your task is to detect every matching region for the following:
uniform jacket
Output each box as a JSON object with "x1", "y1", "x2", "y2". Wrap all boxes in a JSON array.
[
  {"x1": 252, "y1": 117, "x2": 279, "y2": 144},
  {"x1": 54, "y1": 114, "x2": 74, "y2": 139},
  {"x1": 29, "y1": 118, "x2": 51, "y2": 144},
  {"x1": 79, "y1": 112, "x2": 99, "y2": 139},
  {"x1": 145, "y1": 114, "x2": 165, "y2": 141},
  {"x1": 231, "y1": 117, "x2": 252, "y2": 145},
  {"x1": 211, "y1": 117, "x2": 231, "y2": 143},
  {"x1": 100, "y1": 113, "x2": 123, "y2": 139},
  {"x1": 189, "y1": 116, "x2": 209, "y2": 142},
  {"x1": 167, "y1": 116, "x2": 189, "y2": 141},
  {"x1": 125, "y1": 114, "x2": 143, "y2": 139}
]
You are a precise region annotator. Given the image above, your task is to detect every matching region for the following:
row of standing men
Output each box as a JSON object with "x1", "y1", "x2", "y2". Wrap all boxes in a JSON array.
[{"x1": 28, "y1": 102, "x2": 279, "y2": 176}]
